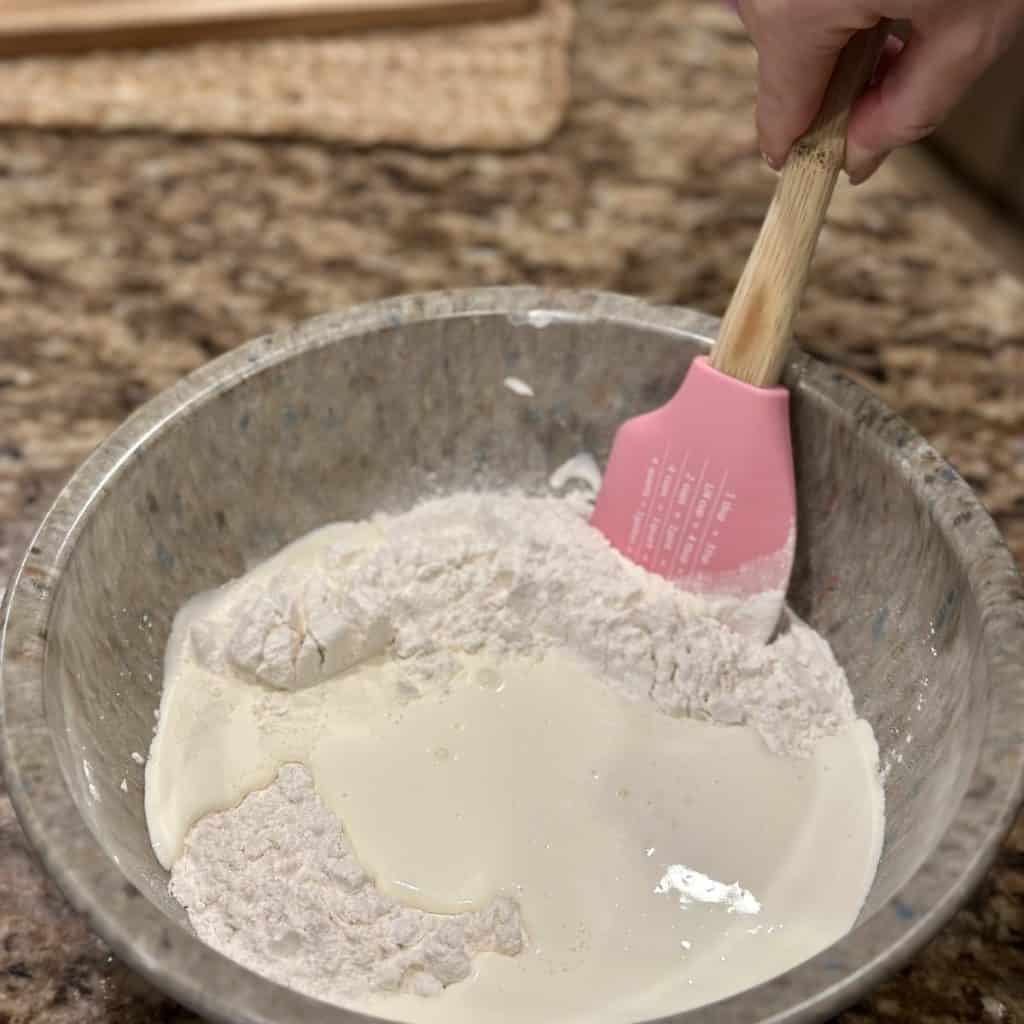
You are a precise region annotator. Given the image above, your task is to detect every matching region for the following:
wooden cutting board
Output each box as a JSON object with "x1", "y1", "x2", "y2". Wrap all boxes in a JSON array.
[{"x1": 0, "y1": 0, "x2": 540, "y2": 56}]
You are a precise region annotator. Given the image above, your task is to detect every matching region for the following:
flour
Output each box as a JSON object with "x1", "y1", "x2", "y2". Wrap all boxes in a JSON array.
[
  {"x1": 165, "y1": 487, "x2": 863, "y2": 1011},
  {"x1": 548, "y1": 452, "x2": 603, "y2": 493},
  {"x1": 502, "y1": 376, "x2": 535, "y2": 397},
  {"x1": 170, "y1": 764, "x2": 522, "y2": 1001},
  {"x1": 188, "y1": 492, "x2": 852, "y2": 756}
]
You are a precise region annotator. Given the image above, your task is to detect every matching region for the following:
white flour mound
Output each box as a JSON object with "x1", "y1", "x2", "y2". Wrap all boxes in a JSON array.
[
  {"x1": 170, "y1": 764, "x2": 521, "y2": 1002},
  {"x1": 169, "y1": 489, "x2": 858, "y2": 1005},
  {"x1": 189, "y1": 492, "x2": 853, "y2": 756}
]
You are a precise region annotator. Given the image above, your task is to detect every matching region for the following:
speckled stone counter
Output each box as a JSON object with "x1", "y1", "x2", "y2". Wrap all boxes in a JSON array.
[{"x1": 1, "y1": 2, "x2": 1022, "y2": 1022}]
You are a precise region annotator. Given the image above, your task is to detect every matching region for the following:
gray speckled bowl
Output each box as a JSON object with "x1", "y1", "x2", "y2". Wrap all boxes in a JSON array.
[{"x1": 2, "y1": 288, "x2": 1023, "y2": 1024}]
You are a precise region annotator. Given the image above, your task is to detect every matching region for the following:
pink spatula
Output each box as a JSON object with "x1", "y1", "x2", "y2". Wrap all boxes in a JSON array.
[{"x1": 592, "y1": 25, "x2": 888, "y2": 641}]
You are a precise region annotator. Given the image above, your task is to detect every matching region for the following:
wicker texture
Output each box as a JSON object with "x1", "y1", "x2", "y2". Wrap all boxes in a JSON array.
[{"x1": 0, "y1": 0, "x2": 572, "y2": 149}]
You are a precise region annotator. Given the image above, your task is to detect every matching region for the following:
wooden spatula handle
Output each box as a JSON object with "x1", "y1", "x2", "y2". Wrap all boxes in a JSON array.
[{"x1": 711, "y1": 21, "x2": 891, "y2": 387}]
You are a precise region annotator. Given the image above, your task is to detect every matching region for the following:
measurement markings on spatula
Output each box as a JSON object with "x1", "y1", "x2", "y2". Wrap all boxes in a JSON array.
[
  {"x1": 667, "y1": 459, "x2": 708, "y2": 578},
  {"x1": 626, "y1": 443, "x2": 672, "y2": 560},
  {"x1": 621, "y1": 446, "x2": 739, "y2": 581},
  {"x1": 665, "y1": 462, "x2": 734, "y2": 581},
  {"x1": 694, "y1": 471, "x2": 733, "y2": 573},
  {"x1": 653, "y1": 451, "x2": 690, "y2": 574}
]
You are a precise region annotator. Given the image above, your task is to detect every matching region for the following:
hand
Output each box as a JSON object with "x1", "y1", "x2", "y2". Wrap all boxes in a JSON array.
[{"x1": 735, "y1": 0, "x2": 1024, "y2": 183}]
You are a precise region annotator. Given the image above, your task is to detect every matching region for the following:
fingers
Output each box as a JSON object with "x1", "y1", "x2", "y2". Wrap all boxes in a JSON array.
[
  {"x1": 846, "y1": 8, "x2": 1010, "y2": 182},
  {"x1": 738, "y1": 0, "x2": 879, "y2": 168},
  {"x1": 840, "y1": 34, "x2": 904, "y2": 183},
  {"x1": 740, "y1": 0, "x2": 1024, "y2": 187}
]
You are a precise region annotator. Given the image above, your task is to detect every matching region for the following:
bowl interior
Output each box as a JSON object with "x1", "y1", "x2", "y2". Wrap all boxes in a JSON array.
[{"x1": 34, "y1": 297, "x2": 996, "y2": 1012}]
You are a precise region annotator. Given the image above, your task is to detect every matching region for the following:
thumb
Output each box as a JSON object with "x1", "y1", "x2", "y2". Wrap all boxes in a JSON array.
[{"x1": 740, "y1": 1, "x2": 876, "y2": 168}]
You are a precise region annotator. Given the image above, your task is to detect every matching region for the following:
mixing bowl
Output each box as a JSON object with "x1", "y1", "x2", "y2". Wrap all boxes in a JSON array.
[{"x1": 2, "y1": 288, "x2": 1023, "y2": 1024}]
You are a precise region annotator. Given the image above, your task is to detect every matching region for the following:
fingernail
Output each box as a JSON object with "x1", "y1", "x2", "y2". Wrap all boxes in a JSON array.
[
  {"x1": 761, "y1": 150, "x2": 781, "y2": 172},
  {"x1": 846, "y1": 144, "x2": 887, "y2": 186}
]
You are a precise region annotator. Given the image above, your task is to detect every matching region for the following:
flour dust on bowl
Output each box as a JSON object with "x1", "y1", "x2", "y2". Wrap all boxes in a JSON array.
[{"x1": 2, "y1": 289, "x2": 1023, "y2": 1024}]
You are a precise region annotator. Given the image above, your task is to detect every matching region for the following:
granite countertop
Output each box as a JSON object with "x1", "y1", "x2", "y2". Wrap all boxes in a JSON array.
[{"x1": 1, "y1": 1, "x2": 1022, "y2": 1021}]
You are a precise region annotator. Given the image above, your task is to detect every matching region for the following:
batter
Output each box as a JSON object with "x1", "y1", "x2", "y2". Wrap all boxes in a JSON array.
[{"x1": 145, "y1": 491, "x2": 884, "y2": 1022}]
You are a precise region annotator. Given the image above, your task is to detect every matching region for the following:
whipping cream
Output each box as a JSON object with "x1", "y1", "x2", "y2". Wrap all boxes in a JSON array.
[{"x1": 145, "y1": 491, "x2": 885, "y2": 1021}]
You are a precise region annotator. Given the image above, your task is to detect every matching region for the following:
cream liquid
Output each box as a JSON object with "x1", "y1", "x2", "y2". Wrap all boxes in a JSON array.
[{"x1": 146, "y1": 526, "x2": 885, "y2": 1023}]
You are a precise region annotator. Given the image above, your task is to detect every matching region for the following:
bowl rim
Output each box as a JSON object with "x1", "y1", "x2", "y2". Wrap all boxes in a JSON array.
[{"x1": 2, "y1": 286, "x2": 1023, "y2": 1024}]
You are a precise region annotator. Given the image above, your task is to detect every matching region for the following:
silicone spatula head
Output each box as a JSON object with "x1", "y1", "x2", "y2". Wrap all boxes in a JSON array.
[
  {"x1": 591, "y1": 357, "x2": 794, "y2": 640},
  {"x1": 591, "y1": 24, "x2": 889, "y2": 642}
]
